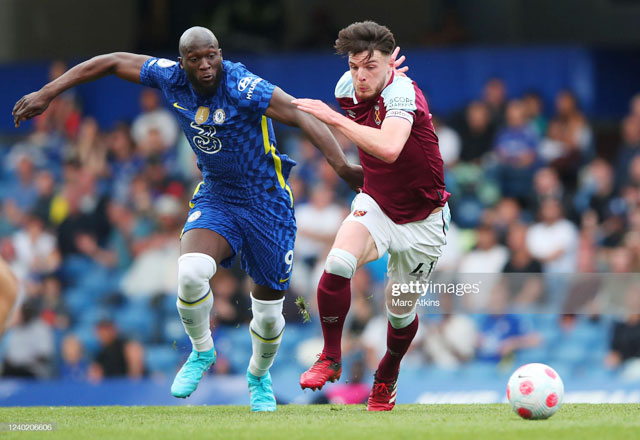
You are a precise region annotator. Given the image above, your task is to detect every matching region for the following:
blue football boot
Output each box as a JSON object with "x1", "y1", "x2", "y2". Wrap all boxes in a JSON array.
[{"x1": 171, "y1": 348, "x2": 216, "y2": 398}]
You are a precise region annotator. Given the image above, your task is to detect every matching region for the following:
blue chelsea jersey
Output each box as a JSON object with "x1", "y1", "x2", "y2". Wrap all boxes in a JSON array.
[{"x1": 139, "y1": 58, "x2": 295, "y2": 205}]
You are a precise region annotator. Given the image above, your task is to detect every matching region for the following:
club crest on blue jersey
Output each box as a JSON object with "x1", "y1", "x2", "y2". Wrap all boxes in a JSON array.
[{"x1": 213, "y1": 108, "x2": 226, "y2": 124}]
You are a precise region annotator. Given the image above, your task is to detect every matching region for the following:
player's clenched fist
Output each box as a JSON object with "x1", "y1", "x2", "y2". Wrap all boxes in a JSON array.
[{"x1": 12, "y1": 90, "x2": 52, "y2": 127}]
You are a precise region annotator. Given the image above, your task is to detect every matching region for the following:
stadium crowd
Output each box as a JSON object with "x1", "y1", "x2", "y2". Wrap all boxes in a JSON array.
[{"x1": 1, "y1": 62, "x2": 639, "y2": 387}]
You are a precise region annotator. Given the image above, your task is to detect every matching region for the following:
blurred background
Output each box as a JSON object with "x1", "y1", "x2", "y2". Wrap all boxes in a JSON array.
[{"x1": 1, "y1": 0, "x2": 640, "y2": 406}]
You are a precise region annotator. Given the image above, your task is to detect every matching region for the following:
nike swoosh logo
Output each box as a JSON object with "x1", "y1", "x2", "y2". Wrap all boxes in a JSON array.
[
  {"x1": 279, "y1": 277, "x2": 290, "y2": 283},
  {"x1": 173, "y1": 102, "x2": 188, "y2": 111}
]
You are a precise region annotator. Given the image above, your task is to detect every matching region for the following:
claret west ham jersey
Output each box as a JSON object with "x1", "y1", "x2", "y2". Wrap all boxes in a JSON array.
[{"x1": 335, "y1": 71, "x2": 449, "y2": 224}]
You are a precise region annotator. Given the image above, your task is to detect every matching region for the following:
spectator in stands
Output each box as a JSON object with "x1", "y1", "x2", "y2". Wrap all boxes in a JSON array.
[
  {"x1": 482, "y1": 77, "x2": 507, "y2": 128},
  {"x1": 455, "y1": 101, "x2": 494, "y2": 163},
  {"x1": 39, "y1": 274, "x2": 70, "y2": 330},
  {"x1": 11, "y1": 212, "x2": 60, "y2": 282},
  {"x1": 290, "y1": 135, "x2": 322, "y2": 189},
  {"x1": 433, "y1": 116, "x2": 461, "y2": 167},
  {"x1": 210, "y1": 268, "x2": 250, "y2": 327},
  {"x1": 60, "y1": 334, "x2": 88, "y2": 381},
  {"x1": 591, "y1": 247, "x2": 635, "y2": 315},
  {"x1": 575, "y1": 159, "x2": 624, "y2": 246},
  {"x1": 526, "y1": 198, "x2": 579, "y2": 273},
  {"x1": 131, "y1": 88, "x2": 179, "y2": 150},
  {"x1": 74, "y1": 117, "x2": 108, "y2": 179},
  {"x1": 484, "y1": 197, "x2": 522, "y2": 241},
  {"x1": 522, "y1": 90, "x2": 547, "y2": 137},
  {"x1": 501, "y1": 223, "x2": 544, "y2": 307},
  {"x1": 460, "y1": 224, "x2": 508, "y2": 274},
  {"x1": 88, "y1": 319, "x2": 147, "y2": 381},
  {"x1": 528, "y1": 167, "x2": 577, "y2": 223},
  {"x1": 422, "y1": 314, "x2": 477, "y2": 368},
  {"x1": 538, "y1": 118, "x2": 569, "y2": 165},
  {"x1": 31, "y1": 170, "x2": 56, "y2": 228},
  {"x1": 3, "y1": 153, "x2": 39, "y2": 216},
  {"x1": 614, "y1": 115, "x2": 640, "y2": 189},
  {"x1": 492, "y1": 99, "x2": 540, "y2": 201},
  {"x1": 40, "y1": 60, "x2": 82, "y2": 139},
  {"x1": 551, "y1": 90, "x2": 593, "y2": 187},
  {"x1": 120, "y1": 194, "x2": 182, "y2": 297},
  {"x1": 294, "y1": 183, "x2": 346, "y2": 294},
  {"x1": 55, "y1": 165, "x2": 111, "y2": 257},
  {"x1": 1, "y1": 298, "x2": 54, "y2": 378},
  {"x1": 476, "y1": 286, "x2": 540, "y2": 363},
  {"x1": 605, "y1": 284, "x2": 640, "y2": 372},
  {"x1": 106, "y1": 123, "x2": 144, "y2": 204},
  {"x1": 630, "y1": 93, "x2": 640, "y2": 120}
]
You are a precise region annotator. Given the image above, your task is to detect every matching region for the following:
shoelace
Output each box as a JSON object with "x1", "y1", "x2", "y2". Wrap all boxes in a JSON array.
[
  {"x1": 309, "y1": 354, "x2": 335, "y2": 373},
  {"x1": 372, "y1": 382, "x2": 390, "y2": 398},
  {"x1": 251, "y1": 379, "x2": 273, "y2": 403}
]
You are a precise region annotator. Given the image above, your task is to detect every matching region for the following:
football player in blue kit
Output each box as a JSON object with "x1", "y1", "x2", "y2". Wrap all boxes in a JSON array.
[{"x1": 12, "y1": 26, "x2": 363, "y2": 412}]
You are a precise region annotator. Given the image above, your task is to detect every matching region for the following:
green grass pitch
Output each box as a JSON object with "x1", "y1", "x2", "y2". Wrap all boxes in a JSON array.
[{"x1": 1, "y1": 404, "x2": 639, "y2": 439}]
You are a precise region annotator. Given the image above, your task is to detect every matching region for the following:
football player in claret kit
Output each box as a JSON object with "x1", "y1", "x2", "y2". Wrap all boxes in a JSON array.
[
  {"x1": 294, "y1": 21, "x2": 451, "y2": 411},
  {"x1": 12, "y1": 26, "x2": 363, "y2": 412}
]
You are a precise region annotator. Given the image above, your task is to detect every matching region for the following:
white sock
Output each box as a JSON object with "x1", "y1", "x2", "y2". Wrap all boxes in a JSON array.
[
  {"x1": 248, "y1": 294, "x2": 285, "y2": 377},
  {"x1": 176, "y1": 253, "x2": 216, "y2": 352}
]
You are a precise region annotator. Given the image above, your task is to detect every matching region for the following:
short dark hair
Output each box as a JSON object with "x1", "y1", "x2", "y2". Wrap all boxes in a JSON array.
[{"x1": 334, "y1": 21, "x2": 395, "y2": 59}]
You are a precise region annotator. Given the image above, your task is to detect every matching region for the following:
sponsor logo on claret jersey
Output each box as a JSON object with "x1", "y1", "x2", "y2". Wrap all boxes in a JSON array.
[{"x1": 388, "y1": 96, "x2": 415, "y2": 106}]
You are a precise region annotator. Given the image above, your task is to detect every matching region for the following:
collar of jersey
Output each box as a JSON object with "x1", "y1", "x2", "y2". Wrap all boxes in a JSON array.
[{"x1": 352, "y1": 70, "x2": 395, "y2": 105}]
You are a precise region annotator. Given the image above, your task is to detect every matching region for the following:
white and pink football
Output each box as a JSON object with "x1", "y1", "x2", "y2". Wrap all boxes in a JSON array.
[{"x1": 507, "y1": 363, "x2": 564, "y2": 420}]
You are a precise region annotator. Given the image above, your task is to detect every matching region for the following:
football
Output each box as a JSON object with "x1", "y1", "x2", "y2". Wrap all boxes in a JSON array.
[{"x1": 507, "y1": 363, "x2": 565, "y2": 420}]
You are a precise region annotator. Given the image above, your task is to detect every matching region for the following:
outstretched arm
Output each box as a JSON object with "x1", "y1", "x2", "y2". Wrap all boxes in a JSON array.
[
  {"x1": 265, "y1": 87, "x2": 363, "y2": 191},
  {"x1": 12, "y1": 52, "x2": 151, "y2": 127},
  {"x1": 292, "y1": 98, "x2": 412, "y2": 164}
]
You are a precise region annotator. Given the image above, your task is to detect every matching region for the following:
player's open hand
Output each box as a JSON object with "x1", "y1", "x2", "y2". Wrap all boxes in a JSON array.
[
  {"x1": 391, "y1": 47, "x2": 409, "y2": 77},
  {"x1": 12, "y1": 90, "x2": 52, "y2": 127},
  {"x1": 291, "y1": 98, "x2": 341, "y2": 126}
]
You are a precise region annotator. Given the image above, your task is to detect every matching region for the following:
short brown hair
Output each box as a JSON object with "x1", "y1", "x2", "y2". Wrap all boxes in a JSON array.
[{"x1": 334, "y1": 21, "x2": 395, "y2": 59}]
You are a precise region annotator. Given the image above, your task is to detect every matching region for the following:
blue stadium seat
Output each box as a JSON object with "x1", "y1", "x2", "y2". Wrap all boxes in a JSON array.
[
  {"x1": 463, "y1": 361, "x2": 500, "y2": 380},
  {"x1": 145, "y1": 345, "x2": 180, "y2": 377},
  {"x1": 515, "y1": 346, "x2": 550, "y2": 365},
  {"x1": 114, "y1": 302, "x2": 154, "y2": 343},
  {"x1": 71, "y1": 326, "x2": 101, "y2": 357},
  {"x1": 65, "y1": 287, "x2": 95, "y2": 316}
]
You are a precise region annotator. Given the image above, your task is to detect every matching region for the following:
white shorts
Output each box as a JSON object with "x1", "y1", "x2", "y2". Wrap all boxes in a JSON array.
[{"x1": 344, "y1": 192, "x2": 450, "y2": 283}]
